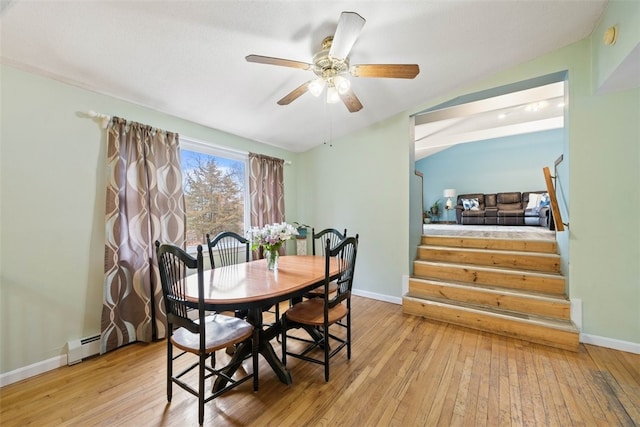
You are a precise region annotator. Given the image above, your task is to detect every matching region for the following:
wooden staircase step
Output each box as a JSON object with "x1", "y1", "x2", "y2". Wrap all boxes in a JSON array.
[
  {"x1": 407, "y1": 230, "x2": 573, "y2": 351},
  {"x1": 418, "y1": 245, "x2": 560, "y2": 273},
  {"x1": 422, "y1": 235, "x2": 557, "y2": 254},
  {"x1": 408, "y1": 277, "x2": 571, "y2": 320},
  {"x1": 413, "y1": 260, "x2": 565, "y2": 295},
  {"x1": 402, "y1": 295, "x2": 579, "y2": 351}
]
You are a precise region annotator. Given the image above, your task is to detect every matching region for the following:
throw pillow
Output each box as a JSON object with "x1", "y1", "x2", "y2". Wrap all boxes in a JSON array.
[
  {"x1": 539, "y1": 193, "x2": 550, "y2": 207},
  {"x1": 462, "y1": 198, "x2": 479, "y2": 211},
  {"x1": 526, "y1": 193, "x2": 541, "y2": 210}
]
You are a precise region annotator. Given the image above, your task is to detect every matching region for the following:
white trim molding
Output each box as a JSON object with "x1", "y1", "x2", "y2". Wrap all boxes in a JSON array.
[
  {"x1": 352, "y1": 288, "x2": 402, "y2": 305},
  {"x1": 580, "y1": 334, "x2": 640, "y2": 354},
  {"x1": 0, "y1": 355, "x2": 67, "y2": 387}
]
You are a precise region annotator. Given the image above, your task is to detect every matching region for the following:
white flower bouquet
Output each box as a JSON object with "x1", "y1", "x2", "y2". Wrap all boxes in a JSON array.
[
  {"x1": 248, "y1": 222, "x2": 299, "y2": 270},
  {"x1": 248, "y1": 222, "x2": 299, "y2": 252}
]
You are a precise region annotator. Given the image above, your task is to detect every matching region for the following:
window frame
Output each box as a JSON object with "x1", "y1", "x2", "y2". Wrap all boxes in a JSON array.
[{"x1": 179, "y1": 136, "x2": 250, "y2": 254}]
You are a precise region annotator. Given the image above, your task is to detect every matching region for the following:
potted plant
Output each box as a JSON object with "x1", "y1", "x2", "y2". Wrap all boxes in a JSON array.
[
  {"x1": 292, "y1": 222, "x2": 310, "y2": 239},
  {"x1": 428, "y1": 200, "x2": 440, "y2": 221}
]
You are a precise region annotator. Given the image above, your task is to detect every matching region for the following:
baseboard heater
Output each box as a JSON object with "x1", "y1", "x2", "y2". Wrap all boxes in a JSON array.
[{"x1": 67, "y1": 334, "x2": 101, "y2": 365}]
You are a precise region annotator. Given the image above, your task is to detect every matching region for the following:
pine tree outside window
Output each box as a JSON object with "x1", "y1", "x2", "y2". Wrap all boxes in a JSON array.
[{"x1": 180, "y1": 138, "x2": 249, "y2": 253}]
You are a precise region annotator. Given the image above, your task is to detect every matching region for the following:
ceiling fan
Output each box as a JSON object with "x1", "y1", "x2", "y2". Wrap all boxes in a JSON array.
[{"x1": 245, "y1": 11, "x2": 420, "y2": 113}]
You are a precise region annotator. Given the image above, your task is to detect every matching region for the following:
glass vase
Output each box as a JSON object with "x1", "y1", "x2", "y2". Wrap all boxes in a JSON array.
[{"x1": 265, "y1": 248, "x2": 279, "y2": 271}]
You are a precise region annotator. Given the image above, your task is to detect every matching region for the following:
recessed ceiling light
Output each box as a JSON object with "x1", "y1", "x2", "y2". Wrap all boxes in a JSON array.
[{"x1": 524, "y1": 101, "x2": 548, "y2": 112}]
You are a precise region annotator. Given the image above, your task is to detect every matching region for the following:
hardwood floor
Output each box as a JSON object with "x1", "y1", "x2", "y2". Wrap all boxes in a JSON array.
[{"x1": 1, "y1": 296, "x2": 638, "y2": 426}]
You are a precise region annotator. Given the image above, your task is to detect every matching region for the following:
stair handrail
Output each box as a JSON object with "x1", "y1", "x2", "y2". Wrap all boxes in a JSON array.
[{"x1": 543, "y1": 166, "x2": 565, "y2": 232}]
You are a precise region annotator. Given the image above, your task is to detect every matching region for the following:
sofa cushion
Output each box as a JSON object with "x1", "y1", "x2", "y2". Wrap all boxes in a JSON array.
[
  {"x1": 497, "y1": 202, "x2": 522, "y2": 211},
  {"x1": 498, "y1": 209, "x2": 524, "y2": 217},
  {"x1": 461, "y1": 208, "x2": 484, "y2": 217},
  {"x1": 497, "y1": 192, "x2": 522, "y2": 211},
  {"x1": 485, "y1": 194, "x2": 497, "y2": 208},
  {"x1": 497, "y1": 192, "x2": 522, "y2": 204}
]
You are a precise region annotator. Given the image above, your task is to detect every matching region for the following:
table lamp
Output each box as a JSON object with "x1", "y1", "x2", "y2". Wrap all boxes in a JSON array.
[{"x1": 443, "y1": 189, "x2": 456, "y2": 209}]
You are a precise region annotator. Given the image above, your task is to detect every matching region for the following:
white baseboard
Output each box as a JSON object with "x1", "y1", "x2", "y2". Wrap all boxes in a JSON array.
[
  {"x1": 0, "y1": 354, "x2": 67, "y2": 387},
  {"x1": 569, "y1": 298, "x2": 639, "y2": 354},
  {"x1": 352, "y1": 288, "x2": 402, "y2": 305},
  {"x1": 580, "y1": 333, "x2": 640, "y2": 354}
]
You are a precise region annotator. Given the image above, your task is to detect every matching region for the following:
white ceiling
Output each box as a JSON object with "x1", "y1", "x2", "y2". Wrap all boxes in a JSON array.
[
  {"x1": 0, "y1": 1, "x2": 607, "y2": 153},
  {"x1": 414, "y1": 81, "x2": 566, "y2": 159}
]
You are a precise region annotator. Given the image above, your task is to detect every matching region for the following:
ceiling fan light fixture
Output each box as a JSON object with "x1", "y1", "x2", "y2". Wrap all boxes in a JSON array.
[
  {"x1": 246, "y1": 11, "x2": 419, "y2": 113},
  {"x1": 326, "y1": 85, "x2": 340, "y2": 104},
  {"x1": 333, "y1": 75, "x2": 351, "y2": 95},
  {"x1": 309, "y1": 78, "x2": 325, "y2": 97}
]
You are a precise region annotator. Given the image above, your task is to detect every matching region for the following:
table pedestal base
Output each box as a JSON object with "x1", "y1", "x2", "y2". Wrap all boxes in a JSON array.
[{"x1": 213, "y1": 309, "x2": 292, "y2": 392}]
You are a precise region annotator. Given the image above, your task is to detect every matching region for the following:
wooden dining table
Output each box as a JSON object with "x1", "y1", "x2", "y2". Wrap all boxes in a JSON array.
[{"x1": 185, "y1": 254, "x2": 339, "y2": 390}]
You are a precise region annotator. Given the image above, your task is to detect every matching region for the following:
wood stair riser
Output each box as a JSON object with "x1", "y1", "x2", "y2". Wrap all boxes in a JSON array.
[
  {"x1": 408, "y1": 278, "x2": 571, "y2": 320},
  {"x1": 418, "y1": 246, "x2": 560, "y2": 273},
  {"x1": 413, "y1": 261, "x2": 565, "y2": 295},
  {"x1": 402, "y1": 297, "x2": 578, "y2": 352},
  {"x1": 422, "y1": 235, "x2": 558, "y2": 254}
]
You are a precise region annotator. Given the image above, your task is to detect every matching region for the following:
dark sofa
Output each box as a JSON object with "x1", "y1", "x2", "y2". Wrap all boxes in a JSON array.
[{"x1": 455, "y1": 191, "x2": 551, "y2": 227}]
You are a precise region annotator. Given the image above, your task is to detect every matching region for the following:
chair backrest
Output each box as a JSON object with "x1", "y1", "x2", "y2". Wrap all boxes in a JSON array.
[
  {"x1": 155, "y1": 241, "x2": 204, "y2": 335},
  {"x1": 312, "y1": 228, "x2": 347, "y2": 256},
  {"x1": 206, "y1": 231, "x2": 250, "y2": 269},
  {"x1": 324, "y1": 234, "x2": 358, "y2": 308}
]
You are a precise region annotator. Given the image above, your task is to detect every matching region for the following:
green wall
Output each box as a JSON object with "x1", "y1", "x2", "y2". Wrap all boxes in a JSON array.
[
  {"x1": 296, "y1": 114, "x2": 413, "y2": 300},
  {"x1": 591, "y1": 0, "x2": 640, "y2": 93},
  {"x1": 0, "y1": 65, "x2": 299, "y2": 374}
]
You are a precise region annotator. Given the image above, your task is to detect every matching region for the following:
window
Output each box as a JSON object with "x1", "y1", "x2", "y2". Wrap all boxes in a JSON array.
[{"x1": 180, "y1": 138, "x2": 249, "y2": 250}]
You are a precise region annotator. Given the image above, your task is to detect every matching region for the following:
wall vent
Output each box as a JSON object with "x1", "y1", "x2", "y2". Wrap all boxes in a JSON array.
[{"x1": 67, "y1": 334, "x2": 101, "y2": 365}]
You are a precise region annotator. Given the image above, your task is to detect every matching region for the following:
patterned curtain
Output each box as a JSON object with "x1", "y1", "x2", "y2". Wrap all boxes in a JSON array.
[
  {"x1": 101, "y1": 117, "x2": 185, "y2": 353},
  {"x1": 249, "y1": 153, "x2": 285, "y2": 256}
]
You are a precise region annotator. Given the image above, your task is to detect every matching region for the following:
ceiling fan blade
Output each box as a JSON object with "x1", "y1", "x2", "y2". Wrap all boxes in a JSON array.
[
  {"x1": 246, "y1": 54, "x2": 312, "y2": 71},
  {"x1": 329, "y1": 11, "x2": 365, "y2": 60},
  {"x1": 350, "y1": 64, "x2": 420, "y2": 79},
  {"x1": 277, "y1": 81, "x2": 311, "y2": 105},
  {"x1": 339, "y1": 87, "x2": 363, "y2": 113}
]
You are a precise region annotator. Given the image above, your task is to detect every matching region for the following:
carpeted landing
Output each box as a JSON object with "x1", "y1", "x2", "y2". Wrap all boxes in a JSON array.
[{"x1": 423, "y1": 224, "x2": 556, "y2": 241}]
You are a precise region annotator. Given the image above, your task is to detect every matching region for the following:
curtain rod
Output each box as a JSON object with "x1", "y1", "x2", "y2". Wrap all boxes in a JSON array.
[
  {"x1": 81, "y1": 111, "x2": 292, "y2": 165},
  {"x1": 81, "y1": 110, "x2": 111, "y2": 128}
]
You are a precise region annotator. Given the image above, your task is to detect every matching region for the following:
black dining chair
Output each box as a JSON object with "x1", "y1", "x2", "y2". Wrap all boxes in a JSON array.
[
  {"x1": 155, "y1": 241, "x2": 258, "y2": 426},
  {"x1": 281, "y1": 235, "x2": 358, "y2": 382},
  {"x1": 305, "y1": 228, "x2": 347, "y2": 299},
  {"x1": 207, "y1": 231, "x2": 280, "y2": 333},
  {"x1": 311, "y1": 227, "x2": 347, "y2": 256},
  {"x1": 205, "y1": 231, "x2": 250, "y2": 270}
]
